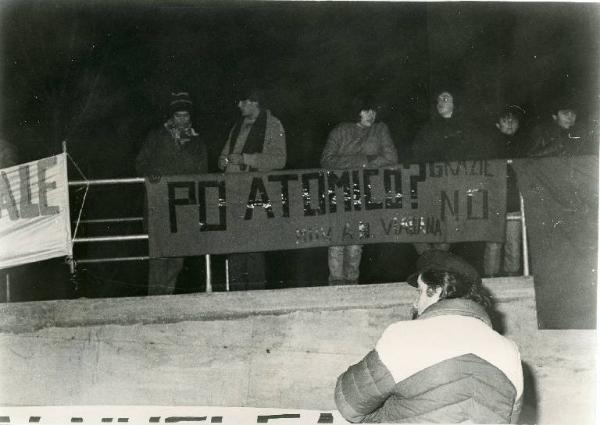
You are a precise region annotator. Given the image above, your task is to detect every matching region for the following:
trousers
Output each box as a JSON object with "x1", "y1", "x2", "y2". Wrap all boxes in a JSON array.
[
  {"x1": 483, "y1": 212, "x2": 522, "y2": 276},
  {"x1": 328, "y1": 245, "x2": 362, "y2": 285}
]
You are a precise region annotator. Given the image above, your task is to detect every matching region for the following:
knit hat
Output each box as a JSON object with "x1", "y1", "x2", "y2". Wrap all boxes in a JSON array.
[
  {"x1": 169, "y1": 92, "x2": 193, "y2": 115},
  {"x1": 406, "y1": 250, "x2": 481, "y2": 287}
]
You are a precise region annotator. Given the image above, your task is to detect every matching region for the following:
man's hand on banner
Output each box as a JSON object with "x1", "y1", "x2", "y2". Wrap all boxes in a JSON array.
[
  {"x1": 148, "y1": 174, "x2": 162, "y2": 183},
  {"x1": 227, "y1": 154, "x2": 244, "y2": 165}
]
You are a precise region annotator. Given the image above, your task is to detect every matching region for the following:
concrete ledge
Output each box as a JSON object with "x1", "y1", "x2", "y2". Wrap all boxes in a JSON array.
[
  {"x1": 0, "y1": 277, "x2": 534, "y2": 333},
  {"x1": 0, "y1": 276, "x2": 594, "y2": 424}
]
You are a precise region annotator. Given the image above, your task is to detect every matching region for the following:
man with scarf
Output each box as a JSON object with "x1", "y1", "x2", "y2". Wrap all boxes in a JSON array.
[
  {"x1": 218, "y1": 87, "x2": 286, "y2": 290},
  {"x1": 136, "y1": 91, "x2": 207, "y2": 295}
]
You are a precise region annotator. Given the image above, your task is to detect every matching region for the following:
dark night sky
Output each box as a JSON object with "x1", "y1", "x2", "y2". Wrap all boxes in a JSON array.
[
  {"x1": 0, "y1": 1, "x2": 598, "y2": 299},
  {"x1": 1, "y1": 1, "x2": 598, "y2": 174}
]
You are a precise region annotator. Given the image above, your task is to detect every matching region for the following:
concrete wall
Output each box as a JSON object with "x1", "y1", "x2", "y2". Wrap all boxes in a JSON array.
[{"x1": 0, "y1": 277, "x2": 595, "y2": 424}]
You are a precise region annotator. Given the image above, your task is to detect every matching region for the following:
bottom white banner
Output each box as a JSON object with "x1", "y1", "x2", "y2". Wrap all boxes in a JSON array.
[{"x1": 0, "y1": 406, "x2": 348, "y2": 424}]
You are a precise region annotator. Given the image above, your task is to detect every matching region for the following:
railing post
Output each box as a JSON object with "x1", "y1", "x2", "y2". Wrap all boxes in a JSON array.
[
  {"x1": 5, "y1": 273, "x2": 10, "y2": 303},
  {"x1": 520, "y1": 192, "x2": 530, "y2": 277},
  {"x1": 62, "y1": 140, "x2": 76, "y2": 276},
  {"x1": 205, "y1": 254, "x2": 212, "y2": 293},
  {"x1": 225, "y1": 258, "x2": 230, "y2": 292}
]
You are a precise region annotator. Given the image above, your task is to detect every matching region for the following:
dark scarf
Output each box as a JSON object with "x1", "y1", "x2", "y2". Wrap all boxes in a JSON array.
[{"x1": 229, "y1": 110, "x2": 267, "y2": 155}]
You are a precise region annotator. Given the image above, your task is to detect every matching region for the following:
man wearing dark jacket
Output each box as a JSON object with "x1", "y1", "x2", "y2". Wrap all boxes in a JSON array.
[
  {"x1": 136, "y1": 92, "x2": 207, "y2": 295},
  {"x1": 528, "y1": 99, "x2": 595, "y2": 157},
  {"x1": 412, "y1": 90, "x2": 487, "y2": 162},
  {"x1": 335, "y1": 250, "x2": 523, "y2": 423},
  {"x1": 412, "y1": 91, "x2": 482, "y2": 255}
]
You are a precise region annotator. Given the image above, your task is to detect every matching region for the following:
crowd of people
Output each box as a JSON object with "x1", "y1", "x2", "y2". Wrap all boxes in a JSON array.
[{"x1": 135, "y1": 87, "x2": 597, "y2": 295}]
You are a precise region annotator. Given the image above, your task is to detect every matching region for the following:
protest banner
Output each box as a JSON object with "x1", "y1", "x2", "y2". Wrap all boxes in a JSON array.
[
  {"x1": 0, "y1": 406, "x2": 345, "y2": 424},
  {"x1": 146, "y1": 160, "x2": 507, "y2": 257},
  {"x1": 0, "y1": 153, "x2": 72, "y2": 269}
]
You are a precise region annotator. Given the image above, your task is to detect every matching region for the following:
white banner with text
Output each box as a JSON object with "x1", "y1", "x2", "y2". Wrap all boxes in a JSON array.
[{"x1": 0, "y1": 153, "x2": 72, "y2": 269}]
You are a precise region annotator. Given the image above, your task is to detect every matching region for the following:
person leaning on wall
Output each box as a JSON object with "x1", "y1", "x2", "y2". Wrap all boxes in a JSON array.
[{"x1": 334, "y1": 250, "x2": 524, "y2": 423}]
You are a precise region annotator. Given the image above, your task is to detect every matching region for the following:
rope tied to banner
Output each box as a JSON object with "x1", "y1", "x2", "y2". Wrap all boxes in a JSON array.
[{"x1": 63, "y1": 141, "x2": 90, "y2": 287}]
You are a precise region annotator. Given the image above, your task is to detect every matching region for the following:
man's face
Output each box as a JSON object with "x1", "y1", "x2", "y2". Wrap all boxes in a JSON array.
[
  {"x1": 553, "y1": 109, "x2": 577, "y2": 130},
  {"x1": 436, "y1": 92, "x2": 454, "y2": 118},
  {"x1": 172, "y1": 111, "x2": 191, "y2": 129},
  {"x1": 412, "y1": 274, "x2": 442, "y2": 319},
  {"x1": 496, "y1": 115, "x2": 520, "y2": 136},
  {"x1": 238, "y1": 99, "x2": 260, "y2": 118},
  {"x1": 359, "y1": 109, "x2": 377, "y2": 127}
]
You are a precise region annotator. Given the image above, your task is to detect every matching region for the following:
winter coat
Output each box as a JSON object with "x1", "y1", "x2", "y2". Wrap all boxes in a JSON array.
[
  {"x1": 218, "y1": 109, "x2": 286, "y2": 172},
  {"x1": 335, "y1": 298, "x2": 523, "y2": 423},
  {"x1": 412, "y1": 115, "x2": 484, "y2": 162},
  {"x1": 321, "y1": 122, "x2": 398, "y2": 169},
  {"x1": 527, "y1": 122, "x2": 596, "y2": 157},
  {"x1": 136, "y1": 123, "x2": 207, "y2": 176}
]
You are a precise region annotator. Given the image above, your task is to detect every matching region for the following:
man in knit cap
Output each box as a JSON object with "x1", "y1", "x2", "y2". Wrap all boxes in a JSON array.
[{"x1": 136, "y1": 91, "x2": 207, "y2": 295}]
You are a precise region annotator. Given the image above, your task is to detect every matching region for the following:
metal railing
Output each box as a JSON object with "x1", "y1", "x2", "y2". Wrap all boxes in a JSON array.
[
  {"x1": 67, "y1": 173, "x2": 531, "y2": 293},
  {"x1": 68, "y1": 177, "x2": 216, "y2": 291}
]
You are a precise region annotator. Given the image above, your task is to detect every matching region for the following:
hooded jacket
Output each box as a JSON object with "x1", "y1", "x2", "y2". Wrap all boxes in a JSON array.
[{"x1": 335, "y1": 298, "x2": 523, "y2": 423}]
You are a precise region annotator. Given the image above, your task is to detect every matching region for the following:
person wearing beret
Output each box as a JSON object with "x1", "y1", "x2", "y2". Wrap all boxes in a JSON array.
[{"x1": 335, "y1": 250, "x2": 524, "y2": 423}]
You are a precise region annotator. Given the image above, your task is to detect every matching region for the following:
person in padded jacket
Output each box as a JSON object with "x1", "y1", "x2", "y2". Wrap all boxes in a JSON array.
[
  {"x1": 335, "y1": 250, "x2": 523, "y2": 423},
  {"x1": 320, "y1": 95, "x2": 398, "y2": 285}
]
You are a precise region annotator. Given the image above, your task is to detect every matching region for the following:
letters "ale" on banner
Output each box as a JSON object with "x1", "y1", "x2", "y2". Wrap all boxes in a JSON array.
[
  {"x1": 146, "y1": 160, "x2": 507, "y2": 257},
  {"x1": 0, "y1": 153, "x2": 72, "y2": 269}
]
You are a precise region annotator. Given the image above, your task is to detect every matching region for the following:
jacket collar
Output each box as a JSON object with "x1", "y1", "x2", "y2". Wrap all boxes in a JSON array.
[{"x1": 418, "y1": 298, "x2": 492, "y2": 327}]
